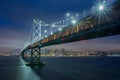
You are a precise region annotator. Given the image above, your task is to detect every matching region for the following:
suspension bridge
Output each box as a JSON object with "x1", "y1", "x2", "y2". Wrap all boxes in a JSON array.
[{"x1": 21, "y1": 0, "x2": 120, "y2": 66}]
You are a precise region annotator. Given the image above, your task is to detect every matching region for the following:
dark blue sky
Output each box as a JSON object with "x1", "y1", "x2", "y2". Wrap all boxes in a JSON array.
[{"x1": 0, "y1": 0, "x2": 120, "y2": 54}]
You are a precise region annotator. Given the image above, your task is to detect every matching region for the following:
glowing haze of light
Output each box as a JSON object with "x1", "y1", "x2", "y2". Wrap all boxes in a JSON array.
[{"x1": 92, "y1": 0, "x2": 111, "y2": 24}]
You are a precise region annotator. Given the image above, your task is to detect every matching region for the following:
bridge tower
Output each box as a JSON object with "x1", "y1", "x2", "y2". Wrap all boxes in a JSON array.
[
  {"x1": 32, "y1": 19, "x2": 42, "y2": 41},
  {"x1": 27, "y1": 19, "x2": 48, "y2": 66}
]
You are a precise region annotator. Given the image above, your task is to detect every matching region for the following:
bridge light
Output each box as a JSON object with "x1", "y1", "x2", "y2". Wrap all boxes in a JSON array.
[
  {"x1": 66, "y1": 13, "x2": 70, "y2": 17},
  {"x1": 45, "y1": 35, "x2": 47, "y2": 37},
  {"x1": 72, "y1": 20, "x2": 76, "y2": 24},
  {"x1": 52, "y1": 24, "x2": 55, "y2": 27},
  {"x1": 76, "y1": 13, "x2": 79, "y2": 17},
  {"x1": 58, "y1": 21, "x2": 61, "y2": 24},
  {"x1": 63, "y1": 20, "x2": 64, "y2": 22},
  {"x1": 44, "y1": 30, "x2": 47, "y2": 33},
  {"x1": 51, "y1": 32, "x2": 53, "y2": 35},
  {"x1": 92, "y1": 0, "x2": 110, "y2": 20},
  {"x1": 56, "y1": 22, "x2": 58, "y2": 24},
  {"x1": 99, "y1": 5, "x2": 104, "y2": 10},
  {"x1": 59, "y1": 27, "x2": 62, "y2": 31},
  {"x1": 71, "y1": 16, "x2": 74, "y2": 19},
  {"x1": 66, "y1": 18, "x2": 69, "y2": 21}
]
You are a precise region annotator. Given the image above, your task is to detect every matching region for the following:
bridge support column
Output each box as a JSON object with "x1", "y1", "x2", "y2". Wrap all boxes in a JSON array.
[{"x1": 27, "y1": 46, "x2": 44, "y2": 66}]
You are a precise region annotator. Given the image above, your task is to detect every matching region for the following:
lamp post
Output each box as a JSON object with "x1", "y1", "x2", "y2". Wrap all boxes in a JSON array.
[
  {"x1": 66, "y1": 13, "x2": 70, "y2": 26},
  {"x1": 44, "y1": 30, "x2": 47, "y2": 38}
]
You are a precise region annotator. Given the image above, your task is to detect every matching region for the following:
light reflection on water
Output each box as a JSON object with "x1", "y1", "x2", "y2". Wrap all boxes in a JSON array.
[{"x1": 0, "y1": 56, "x2": 41, "y2": 80}]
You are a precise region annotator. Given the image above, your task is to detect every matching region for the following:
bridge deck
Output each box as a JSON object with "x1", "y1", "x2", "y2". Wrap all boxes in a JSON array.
[{"x1": 25, "y1": 17, "x2": 120, "y2": 49}]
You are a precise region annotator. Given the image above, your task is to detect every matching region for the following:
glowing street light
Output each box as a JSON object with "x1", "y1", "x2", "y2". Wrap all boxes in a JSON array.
[
  {"x1": 50, "y1": 32, "x2": 53, "y2": 35},
  {"x1": 91, "y1": 0, "x2": 110, "y2": 24},
  {"x1": 92, "y1": 0, "x2": 109, "y2": 15},
  {"x1": 63, "y1": 20, "x2": 64, "y2": 22},
  {"x1": 72, "y1": 20, "x2": 76, "y2": 24},
  {"x1": 66, "y1": 18, "x2": 69, "y2": 21},
  {"x1": 66, "y1": 13, "x2": 70, "y2": 17},
  {"x1": 99, "y1": 5, "x2": 104, "y2": 10},
  {"x1": 71, "y1": 16, "x2": 74, "y2": 19},
  {"x1": 59, "y1": 21, "x2": 61, "y2": 24},
  {"x1": 76, "y1": 13, "x2": 79, "y2": 17},
  {"x1": 44, "y1": 30, "x2": 47, "y2": 33},
  {"x1": 45, "y1": 35, "x2": 47, "y2": 38},
  {"x1": 52, "y1": 24, "x2": 55, "y2": 27},
  {"x1": 59, "y1": 27, "x2": 62, "y2": 31}
]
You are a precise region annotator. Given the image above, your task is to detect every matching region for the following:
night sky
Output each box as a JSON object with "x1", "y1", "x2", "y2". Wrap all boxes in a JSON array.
[{"x1": 0, "y1": 0, "x2": 120, "y2": 54}]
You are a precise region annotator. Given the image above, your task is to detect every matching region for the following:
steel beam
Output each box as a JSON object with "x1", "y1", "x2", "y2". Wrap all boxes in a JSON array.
[{"x1": 25, "y1": 46, "x2": 45, "y2": 66}]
